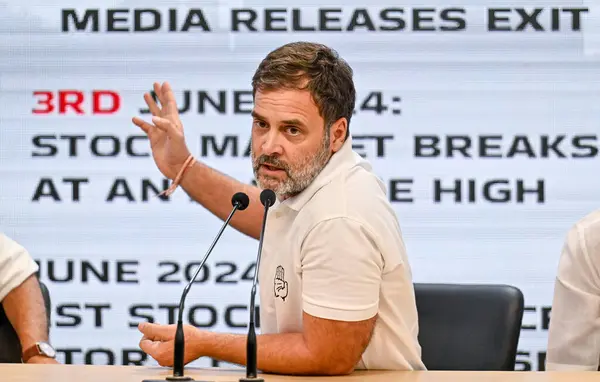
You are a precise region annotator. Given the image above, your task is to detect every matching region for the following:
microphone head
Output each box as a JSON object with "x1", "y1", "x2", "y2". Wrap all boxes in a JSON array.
[
  {"x1": 232, "y1": 192, "x2": 250, "y2": 210},
  {"x1": 260, "y1": 189, "x2": 276, "y2": 207}
]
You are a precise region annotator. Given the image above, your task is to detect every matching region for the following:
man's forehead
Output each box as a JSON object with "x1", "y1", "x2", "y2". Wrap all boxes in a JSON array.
[
  {"x1": 254, "y1": 87, "x2": 313, "y2": 101},
  {"x1": 253, "y1": 93, "x2": 316, "y2": 120}
]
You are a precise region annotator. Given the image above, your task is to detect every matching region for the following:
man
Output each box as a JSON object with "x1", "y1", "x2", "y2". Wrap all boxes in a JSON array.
[
  {"x1": 546, "y1": 209, "x2": 600, "y2": 371},
  {"x1": 133, "y1": 41, "x2": 425, "y2": 375},
  {"x1": 0, "y1": 233, "x2": 58, "y2": 364}
]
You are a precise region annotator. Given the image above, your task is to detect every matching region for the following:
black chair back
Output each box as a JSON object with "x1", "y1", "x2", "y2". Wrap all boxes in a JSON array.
[
  {"x1": 414, "y1": 283, "x2": 524, "y2": 371},
  {"x1": 0, "y1": 279, "x2": 51, "y2": 363}
]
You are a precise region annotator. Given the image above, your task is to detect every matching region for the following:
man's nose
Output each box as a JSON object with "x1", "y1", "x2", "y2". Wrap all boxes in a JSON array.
[{"x1": 261, "y1": 131, "x2": 283, "y2": 156}]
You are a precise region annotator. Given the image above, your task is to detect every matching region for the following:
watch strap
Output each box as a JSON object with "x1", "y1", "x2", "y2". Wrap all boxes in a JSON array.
[{"x1": 22, "y1": 342, "x2": 53, "y2": 363}]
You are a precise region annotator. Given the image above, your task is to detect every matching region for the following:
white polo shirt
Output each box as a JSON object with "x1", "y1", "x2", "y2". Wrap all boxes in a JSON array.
[
  {"x1": 257, "y1": 136, "x2": 425, "y2": 371},
  {"x1": 0, "y1": 233, "x2": 39, "y2": 301},
  {"x1": 546, "y1": 209, "x2": 600, "y2": 371}
]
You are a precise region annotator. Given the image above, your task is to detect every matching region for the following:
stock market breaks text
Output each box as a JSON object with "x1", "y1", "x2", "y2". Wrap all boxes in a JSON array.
[
  {"x1": 60, "y1": 8, "x2": 589, "y2": 33},
  {"x1": 200, "y1": 134, "x2": 393, "y2": 159},
  {"x1": 415, "y1": 134, "x2": 598, "y2": 159},
  {"x1": 32, "y1": 135, "x2": 149, "y2": 158}
]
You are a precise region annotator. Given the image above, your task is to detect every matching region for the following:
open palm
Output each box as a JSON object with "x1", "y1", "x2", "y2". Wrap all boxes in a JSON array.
[{"x1": 132, "y1": 82, "x2": 191, "y2": 179}]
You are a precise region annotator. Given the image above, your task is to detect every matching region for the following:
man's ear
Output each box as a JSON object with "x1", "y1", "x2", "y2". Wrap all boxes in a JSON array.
[{"x1": 329, "y1": 117, "x2": 347, "y2": 152}]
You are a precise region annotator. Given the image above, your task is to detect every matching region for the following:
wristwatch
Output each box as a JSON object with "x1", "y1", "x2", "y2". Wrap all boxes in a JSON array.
[{"x1": 22, "y1": 342, "x2": 57, "y2": 362}]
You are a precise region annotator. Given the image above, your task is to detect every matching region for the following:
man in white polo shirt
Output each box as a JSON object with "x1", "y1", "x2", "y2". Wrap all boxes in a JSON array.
[
  {"x1": 546, "y1": 209, "x2": 600, "y2": 370},
  {"x1": 0, "y1": 232, "x2": 58, "y2": 364},
  {"x1": 133, "y1": 41, "x2": 425, "y2": 374}
]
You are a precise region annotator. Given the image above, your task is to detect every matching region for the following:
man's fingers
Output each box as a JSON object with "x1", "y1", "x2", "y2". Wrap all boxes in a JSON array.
[
  {"x1": 132, "y1": 117, "x2": 169, "y2": 142},
  {"x1": 161, "y1": 82, "x2": 178, "y2": 116},
  {"x1": 138, "y1": 322, "x2": 162, "y2": 341},
  {"x1": 151, "y1": 116, "x2": 177, "y2": 135},
  {"x1": 139, "y1": 338, "x2": 157, "y2": 353},
  {"x1": 143, "y1": 92, "x2": 161, "y2": 116},
  {"x1": 132, "y1": 117, "x2": 158, "y2": 134},
  {"x1": 138, "y1": 322, "x2": 176, "y2": 341},
  {"x1": 153, "y1": 82, "x2": 166, "y2": 107},
  {"x1": 139, "y1": 338, "x2": 174, "y2": 367}
]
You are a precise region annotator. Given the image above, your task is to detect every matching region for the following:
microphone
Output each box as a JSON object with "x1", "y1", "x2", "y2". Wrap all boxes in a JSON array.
[
  {"x1": 143, "y1": 192, "x2": 250, "y2": 382},
  {"x1": 240, "y1": 189, "x2": 276, "y2": 382}
]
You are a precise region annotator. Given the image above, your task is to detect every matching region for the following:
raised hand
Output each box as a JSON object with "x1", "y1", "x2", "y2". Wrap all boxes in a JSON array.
[
  {"x1": 274, "y1": 266, "x2": 289, "y2": 301},
  {"x1": 132, "y1": 82, "x2": 192, "y2": 179}
]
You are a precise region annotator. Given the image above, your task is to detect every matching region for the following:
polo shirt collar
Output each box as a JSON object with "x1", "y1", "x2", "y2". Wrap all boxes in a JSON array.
[{"x1": 278, "y1": 136, "x2": 359, "y2": 212}]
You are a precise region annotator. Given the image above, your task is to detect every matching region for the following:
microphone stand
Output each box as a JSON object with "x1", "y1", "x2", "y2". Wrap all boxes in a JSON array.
[
  {"x1": 240, "y1": 189, "x2": 275, "y2": 382},
  {"x1": 143, "y1": 193, "x2": 248, "y2": 382}
]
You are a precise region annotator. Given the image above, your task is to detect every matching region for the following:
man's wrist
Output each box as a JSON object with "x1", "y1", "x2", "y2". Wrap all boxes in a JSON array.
[
  {"x1": 160, "y1": 155, "x2": 196, "y2": 197},
  {"x1": 22, "y1": 341, "x2": 56, "y2": 363},
  {"x1": 179, "y1": 160, "x2": 199, "y2": 189},
  {"x1": 186, "y1": 325, "x2": 208, "y2": 361}
]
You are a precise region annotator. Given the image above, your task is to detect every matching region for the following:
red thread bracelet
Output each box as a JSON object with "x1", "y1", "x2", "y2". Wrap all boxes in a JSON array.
[{"x1": 159, "y1": 154, "x2": 195, "y2": 196}]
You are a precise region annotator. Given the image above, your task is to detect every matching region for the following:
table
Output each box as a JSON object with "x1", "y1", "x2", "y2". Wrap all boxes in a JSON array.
[{"x1": 3, "y1": 365, "x2": 600, "y2": 381}]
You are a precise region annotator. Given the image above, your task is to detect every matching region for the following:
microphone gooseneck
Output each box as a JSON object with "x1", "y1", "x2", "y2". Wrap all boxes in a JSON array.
[{"x1": 239, "y1": 189, "x2": 276, "y2": 382}]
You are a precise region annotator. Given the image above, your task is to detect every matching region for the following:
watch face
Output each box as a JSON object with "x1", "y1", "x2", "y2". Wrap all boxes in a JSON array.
[{"x1": 38, "y1": 342, "x2": 56, "y2": 358}]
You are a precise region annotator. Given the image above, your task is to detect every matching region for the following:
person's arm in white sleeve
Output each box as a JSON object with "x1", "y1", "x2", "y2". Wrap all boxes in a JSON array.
[
  {"x1": 301, "y1": 217, "x2": 383, "y2": 321},
  {"x1": 546, "y1": 223, "x2": 600, "y2": 370},
  {"x1": 0, "y1": 233, "x2": 57, "y2": 364},
  {"x1": 298, "y1": 217, "x2": 381, "y2": 370}
]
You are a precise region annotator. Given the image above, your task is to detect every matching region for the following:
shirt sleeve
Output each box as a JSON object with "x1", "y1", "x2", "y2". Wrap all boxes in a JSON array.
[
  {"x1": 0, "y1": 233, "x2": 39, "y2": 301},
  {"x1": 300, "y1": 217, "x2": 383, "y2": 322},
  {"x1": 546, "y1": 223, "x2": 600, "y2": 371}
]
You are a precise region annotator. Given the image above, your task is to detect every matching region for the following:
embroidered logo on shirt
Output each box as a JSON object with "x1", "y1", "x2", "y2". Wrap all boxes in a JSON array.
[{"x1": 274, "y1": 265, "x2": 289, "y2": 301}]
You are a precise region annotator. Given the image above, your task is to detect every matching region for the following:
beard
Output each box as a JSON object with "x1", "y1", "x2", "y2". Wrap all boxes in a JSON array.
[{"x1": 251, "y1": 130, "x2": 332, "y2": 200}]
